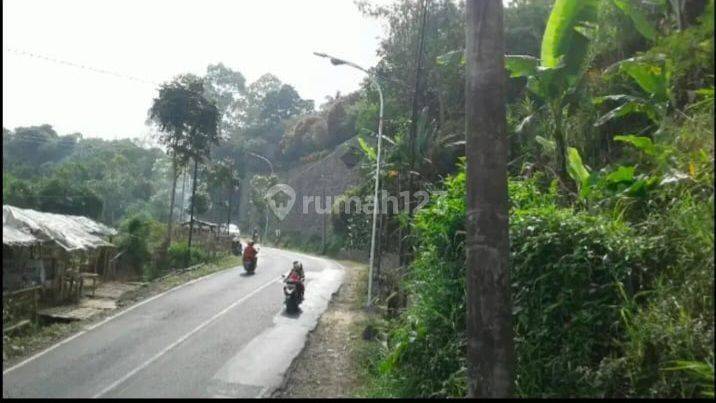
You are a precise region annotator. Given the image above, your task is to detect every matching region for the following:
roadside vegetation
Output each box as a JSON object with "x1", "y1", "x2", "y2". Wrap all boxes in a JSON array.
[
  {"x1": 3, "y1": 0, "x2": 712, "y2": 398},
  {"x1": 342, "y1": 0, "x2": 714, "y2": 398}
]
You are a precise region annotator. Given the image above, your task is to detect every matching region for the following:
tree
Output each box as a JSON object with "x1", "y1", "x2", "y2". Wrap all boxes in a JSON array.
[
  {"x1": 206, "y1": 158, "x2": 240, "y2": 229},
  {"x1": 204, "y1": 63, "x2": 246, "y2": 138},
  {"x1": 149, "y1": 74, "x2": 220, "y2": 250},
  {"x1": 465, "y1": 0, "x2": 512, "y2": 397},
  {"x1": 235, "y1": 73, "x2": 315, "y2": 164}
]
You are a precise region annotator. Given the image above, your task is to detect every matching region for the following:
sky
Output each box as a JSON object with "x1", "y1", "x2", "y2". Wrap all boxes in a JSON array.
[{"x1": 2, "y1": 0, "x2": 393, "y2": 141}]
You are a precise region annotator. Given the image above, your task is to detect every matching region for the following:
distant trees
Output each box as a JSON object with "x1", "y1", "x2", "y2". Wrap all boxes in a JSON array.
[
  {"x1": 2, "y1": 126, "x2": 162, "y2": 222},
  {"x1": 3, "y1": 125, "x2": 80, "y2": 175}
]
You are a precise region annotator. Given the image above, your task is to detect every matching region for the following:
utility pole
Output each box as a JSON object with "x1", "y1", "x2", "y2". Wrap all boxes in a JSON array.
[
  {"x1": 402, "y1": 0, "x2": 429, "y2": 267},
  {"x1": 247, "y1": 152, "x2": 273, "y2": 244},
  {"x1": 226, "y1": 184, "x2": 233, "y2": 235},
  {"x1": 179, "y1": 169, "x2": 187, "y2": 223},
  {"x1": 465, "y1": 0, "x2": 513, "y2": 397},
  {"x1": 186, "y1": 158, "x2": 199, "y2": 267},
  {"x1": 314, "y1": 52, "x2": 384, "y2": 309},
  {"x1": 321, "y1": 171, "x2": 327, "y2": 255}
]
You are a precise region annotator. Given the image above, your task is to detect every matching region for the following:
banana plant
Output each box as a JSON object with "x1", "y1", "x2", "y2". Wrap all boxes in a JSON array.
[
  {"x1": 565, "y1": 133, "x2": 685, "y2": 206},
  {"x1": 594, "y1": 53, "x2": 671, "y2": 130},
  {"x1": 505, "y1": 0, "x2": 659, "y2": 185},
  {"x1": 505, "y1": 0, "x2": 599, "y2": 183}
]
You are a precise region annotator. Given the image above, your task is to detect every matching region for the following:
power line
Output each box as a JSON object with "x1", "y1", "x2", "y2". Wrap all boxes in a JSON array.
[{"x1": 4, "y1": 47, "x2": 161, "y2": 86}]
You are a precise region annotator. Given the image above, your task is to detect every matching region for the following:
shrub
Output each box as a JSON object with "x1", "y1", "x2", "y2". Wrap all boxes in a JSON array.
[
  {"x1": 510, "y1": 202, "x2": 649, "y2": 396},
  {"x1": 167, "y1": 241, "x2": 212, "y2": 269},
  {"x1": 117, "y1": 214, "x2": 153, "y2": 278},
  {"x1": 365, "y1": 171, "x2": 712, "y2": 398}
]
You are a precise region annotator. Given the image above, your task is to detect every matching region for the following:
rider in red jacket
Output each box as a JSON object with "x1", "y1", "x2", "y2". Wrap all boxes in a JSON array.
[
  {"x1": 243, "y1": 241, "x2": 257, "y2": 265},
  {"x1": 287, "y1": 261, "x2": 305, "y2": 302}
]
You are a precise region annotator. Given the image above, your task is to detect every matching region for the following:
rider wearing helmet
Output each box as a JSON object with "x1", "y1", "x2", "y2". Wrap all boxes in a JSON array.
[{"x1": 287, "y1": 261, "x2": 305, "y2": 302}]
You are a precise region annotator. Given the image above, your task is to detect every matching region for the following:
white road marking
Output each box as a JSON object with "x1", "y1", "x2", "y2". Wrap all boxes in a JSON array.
[
  {"x1": 93, "y1": 275, "x2": 282, "y2": 398},
  {"x1": 207, "y1": 258, "x2": 346, "y2": 398},
  {"x1": 2, "y1": 268, "x2": 232, "y2": 376}
]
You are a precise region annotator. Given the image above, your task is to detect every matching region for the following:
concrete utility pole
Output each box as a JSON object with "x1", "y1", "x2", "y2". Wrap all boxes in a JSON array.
[
  {"x1": 465, "y1": 0, "x2": 513, "y2": 397},
  {"x1": 248, "y1": 152, "x2": 273, "y2": 244},
  {"x1": 186, "y1": 158, "x2": 200, "y2": 267},
  {"x1": 321, "y1": 170, "x2": 327, "y2": 255},
  {"x1": 314, "y1": 51, "x2": 384, "y2": 309}
]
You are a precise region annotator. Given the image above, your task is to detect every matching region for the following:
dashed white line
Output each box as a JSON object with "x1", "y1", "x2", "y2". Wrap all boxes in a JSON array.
[
  {"x1": 93, "y1": 276, "x2": 281, "y2": 398},
  {"x1": 2, "y1": 268, "x2": 231, "y2": 376}
]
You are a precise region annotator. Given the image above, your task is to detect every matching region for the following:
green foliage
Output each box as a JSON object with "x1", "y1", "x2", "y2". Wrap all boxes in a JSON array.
[
  {"x1": 149, "y1": 74, "x2": 220, "y2": 164},
  {"x1": 366, "y1": 169, "x2": 467, "y2": 397},
  {"x1": 117, "y1": 214, "x2": 153, "y2": 278},
  {"x1": 611, "y1": 0, "x2": 658, "y2": 41},
  {"x1": 510, "y1": 198, "x2": 649, "y2": 397},
  {"x1": 540, "y1": 0, "x2": 598, "y2": 74},
  {"x1": 167, "y1": 241, "x2": 212, "y2": 270}
]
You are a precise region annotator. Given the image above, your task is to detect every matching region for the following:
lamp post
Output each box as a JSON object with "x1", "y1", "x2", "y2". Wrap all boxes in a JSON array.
[
  {"x1": 314, "y1": 52, "x2": 384, "y2": 309},
  {"x1": 248, "y1": 152, "x2": 274, "y2": 243}
]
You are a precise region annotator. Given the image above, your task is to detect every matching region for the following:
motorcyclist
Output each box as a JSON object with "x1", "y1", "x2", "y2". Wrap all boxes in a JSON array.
[
  {"x1": 231, "y1": 236, "x2": 243, "y2": 255},
  {"x1": 243, "y1": 241, "x2": 258, "y2": 270},
  {"x1": 286, "y1": 261, "x2": 305, "y2": 302},
  {"x1": 252, "y1": 228, "x2": 260, "y2": 243}
]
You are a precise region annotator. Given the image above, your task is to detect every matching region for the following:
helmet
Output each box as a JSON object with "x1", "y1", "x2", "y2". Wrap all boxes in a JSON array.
[{"x1": 248, "y1": 241, "x2": 255, "y2": 246}]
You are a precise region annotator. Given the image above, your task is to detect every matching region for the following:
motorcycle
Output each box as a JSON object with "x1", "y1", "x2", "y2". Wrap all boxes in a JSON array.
[
  {"x1": 243, "y1": 257, "x2": 257, "y2": 274},
  {"x1": 282, "y1": 271, "x2": 304, "y2": 314},
  {"x1": 231, "y1": 239, "x2": 243, "y2": 256}
]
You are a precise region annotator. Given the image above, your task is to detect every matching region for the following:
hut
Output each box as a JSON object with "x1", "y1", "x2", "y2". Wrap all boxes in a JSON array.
[{"x1": 2, "y1": 205, "x2": 117, "y2": 301}]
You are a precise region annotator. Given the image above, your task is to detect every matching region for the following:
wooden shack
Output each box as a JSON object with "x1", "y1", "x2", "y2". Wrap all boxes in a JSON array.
[{"x1": 2, "y1": 205, "x2": 117, "y2": 303}]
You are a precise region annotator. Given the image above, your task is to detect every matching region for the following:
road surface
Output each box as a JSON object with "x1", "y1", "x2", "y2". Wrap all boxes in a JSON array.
[{"x1": 2, "y1": 246, "x2": 344, "y2": 398}]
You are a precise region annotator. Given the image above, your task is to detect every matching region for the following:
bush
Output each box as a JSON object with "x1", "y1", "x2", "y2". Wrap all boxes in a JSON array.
[
  {"x1": 510, "y1": 200, "x2": 649, "y2": 397},
  {"x1": 365, "y1": 169, "x2": 712, "y2": 398},
  {"x1": 367, "y1": 170, "x2": 467, "y2": 397},
  {"x1": 167, "y1": 241, "x2": 212, "y2": 269},
  {"x1": 117, "y1": 214, "x2": 153, "y2": 278}
]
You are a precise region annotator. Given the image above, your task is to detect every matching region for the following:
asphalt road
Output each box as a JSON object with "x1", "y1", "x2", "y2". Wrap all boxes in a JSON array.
[{"x1": 2, "y1": 246, "x2": 345, "y2": 398}]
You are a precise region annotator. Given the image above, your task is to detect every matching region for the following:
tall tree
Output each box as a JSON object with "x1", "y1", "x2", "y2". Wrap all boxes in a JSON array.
[
  {"x1": 465, "y1": 0, "x2": 512, "y2": 397},
  {"x1": 149, "y1": 74, "x2": 220, "y2": 251}
]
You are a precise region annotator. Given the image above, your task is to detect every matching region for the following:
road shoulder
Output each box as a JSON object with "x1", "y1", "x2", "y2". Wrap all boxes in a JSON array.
[{"x1": 273, "y1": 259, "x2": 369, "y2": 398}]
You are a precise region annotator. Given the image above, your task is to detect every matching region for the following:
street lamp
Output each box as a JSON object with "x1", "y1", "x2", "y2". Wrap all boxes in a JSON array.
[
  {"x1": 314, "y1": 51, "x2": 384, "y2": 309},
  {"x1": 248, "y1": 152, "x2": 274, "y2": 243}
]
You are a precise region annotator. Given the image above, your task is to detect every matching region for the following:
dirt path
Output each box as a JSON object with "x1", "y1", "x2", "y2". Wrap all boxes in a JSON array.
[{"x1": 273, "y1": 260, "x2": 368, "y2": 398}]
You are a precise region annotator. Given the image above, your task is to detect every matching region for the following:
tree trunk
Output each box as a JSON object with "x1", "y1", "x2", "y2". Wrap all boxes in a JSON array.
[
  {"x1": 166, "y1": 157, "x2": 179, "y2": 246},
  {"x1": 465, "y1": 0, "x2": 513, "y2": 397},
  {"x1": 186, "y1": 158, "x2": 199, "y2": 267}
]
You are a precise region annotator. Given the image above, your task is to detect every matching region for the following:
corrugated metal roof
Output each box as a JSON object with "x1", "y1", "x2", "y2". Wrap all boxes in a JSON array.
[{"x1": 3, "y1": 205, "x2": 117, "y2": 251}]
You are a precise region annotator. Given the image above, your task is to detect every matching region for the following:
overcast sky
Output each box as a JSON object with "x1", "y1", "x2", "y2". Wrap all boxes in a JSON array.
[{"x1": 3, "y1": 0, "x2": 393, "y2": 141}]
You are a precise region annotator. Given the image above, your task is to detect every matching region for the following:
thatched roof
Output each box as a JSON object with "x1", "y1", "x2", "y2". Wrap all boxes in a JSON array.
[{"x1": 3, "y1": 205, "x2": 117, "y2": 251}]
